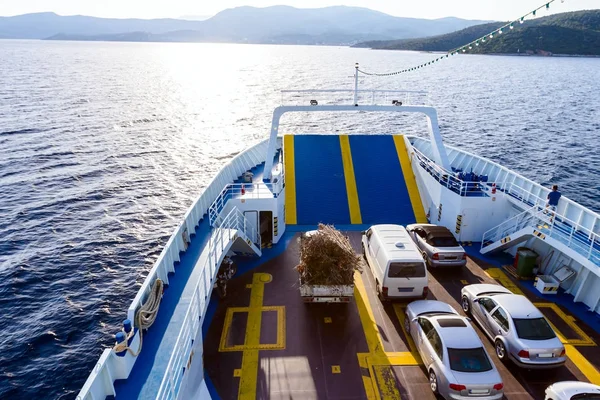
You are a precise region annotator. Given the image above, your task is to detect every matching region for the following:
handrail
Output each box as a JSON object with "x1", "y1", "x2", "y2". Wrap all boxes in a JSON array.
[
  {"x1": 76, "y1": 139, "x2": 275, "y2": 400},
  {"x1": 280, "y1": 89, "x2": 430, "y2": 107},
  {"x1": 410, "y1": 135, "x2": 600, "y2": 237},
  {"x1": 208, "y1": 181, "x2": 283, "y2": 227},
  {"x1": 156, "y1": 206, "x2": 260, "y2": 398},
  {"x1": 481, "y1": 206, "x2": 542, "y2": 247}
]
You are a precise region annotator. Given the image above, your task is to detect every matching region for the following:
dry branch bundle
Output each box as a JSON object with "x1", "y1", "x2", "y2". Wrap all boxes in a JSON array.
[{"x1": 296, "y1": 224, "x2": 363, "y2": 286}]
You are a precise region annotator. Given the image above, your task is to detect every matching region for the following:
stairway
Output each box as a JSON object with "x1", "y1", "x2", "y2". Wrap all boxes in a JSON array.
[{"x1": 481, "y1": 206, "x2": 600, "y2": 267}]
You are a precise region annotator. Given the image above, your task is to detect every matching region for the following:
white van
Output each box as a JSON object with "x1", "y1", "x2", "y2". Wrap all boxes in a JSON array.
[{"x1": 361, "y1": 224, "x2": 428, "y2": 300}]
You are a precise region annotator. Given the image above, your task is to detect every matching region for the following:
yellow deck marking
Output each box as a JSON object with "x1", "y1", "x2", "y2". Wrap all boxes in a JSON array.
[
  {"x1": 534, "y1": 303, "x2": 595, "y2": 346},
  {"x1": 393, "y1": 304, "x2": 422, "y2": 363},
  {"x1": 238, "y1": 273, "x2": 271, "y2": 400},
  {"x1": 489, "y1": 268, "x2": 600, "y2": 384},
  {"x1": 283, "y1": 135, "x2": 297, "y2": 225},
  {"x1": 332, "y1": 365, "x2": 341, "y2": 374},
  {"x1": 234, "y1": 369, "x2": 242, "y2": 377},
  {"x1": 358, "y1": 353, "x2": 378, "y2": 400},
  {"x1": 460, "y1": 279, "x2": 469, "y2": 285},
  {"x1": 354, "y1": 273, "x2": 403, "y2": 399},
  {"x1": 219, "y1": 306, "x2": 285, "y2": 352},
  {"x1": 486, "y1": 268, "x2": 524, "y2": 295},
  {"x1": 339, "y1": 135, "x2": 362, "y2": 224},
  {"x1": 393, "y1": 135, "x2": 428, "y2": 223},
  {"x1": 373, "y1": 365, "x2": 401, "y2": 400},
  {"x1": 246, "y1": 284, "x2": 252, "y2": 289},
  {"x1": 566, "y1": 345, "x2": 600, "y2": 384},
  {"x1": 324, "y1": 317, "x2": 332, "y2": 323},
  {"x1": 354, "y1": 272, "x2": 385, "y2": 355}
]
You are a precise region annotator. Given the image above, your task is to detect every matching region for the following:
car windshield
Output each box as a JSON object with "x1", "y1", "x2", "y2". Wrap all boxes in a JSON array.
[
  {"x1": 447, "y1": 348, "x2": 493, "y2": 373},
  {"x1": 429, "y1": 237, "x2": 459, "y2": 247},
  {"x1": 571, "y1": 394, "x2": 600, "y2": 400},
  {"x1": 388, "y1": 262, "x2": 426, "y2": 278},
  {"x1": 513, "y1": 318, "x2": 556, "y2": 340}
]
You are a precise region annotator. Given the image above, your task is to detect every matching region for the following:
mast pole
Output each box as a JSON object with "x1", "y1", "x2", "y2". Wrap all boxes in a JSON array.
[{"x1": 354, "y1": 63, "x2": 359, "y2": 106}]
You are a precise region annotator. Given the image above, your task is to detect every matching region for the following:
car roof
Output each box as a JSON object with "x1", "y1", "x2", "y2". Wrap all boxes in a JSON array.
[
  {"x1": 417, "y1": 225, "x2": 455, "y2": 238},
  {"x1": 430, "y1": 315, "x2": 482, "y2": 348},
  {"x1": 492, "y1": 294, "x2": 544, "y2": 318}
]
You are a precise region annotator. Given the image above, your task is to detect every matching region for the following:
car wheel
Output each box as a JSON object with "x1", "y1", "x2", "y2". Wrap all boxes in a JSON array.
[
  {"x1": 429, "y1": 370, "x2": 438, "y2": 394},
  {"x1": 404, "y1": 314, "x2": 410, "y2": 334},
  {"x1": 461, "y1": 295, "x2": 471, "y2": 314},
  {"x1": 495, "y1": 340, "x2": 507, "y2": 362},
  {"x1": 376, "y1": 283, "x2": 382, "y2": 301}
]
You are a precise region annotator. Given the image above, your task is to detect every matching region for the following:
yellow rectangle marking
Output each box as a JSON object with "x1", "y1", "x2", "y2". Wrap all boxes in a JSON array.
[
  {"x1": 220, "y1": 306, "x2": 286, "y2": 352},
  {"x1": 488, "y1": 269, "x2": 599, "y2": 384},
  {"x1": 246, "y1": 284, "x2": 252, "y2": 289},
  {"x1": 332, "y1": 365, "x2": 341, "y2": 374},
  {"x1": 460, "y1": 280, "x2": 469, "y2": 285},
  {"x1": 283, "y1": 135, "x2": 297, "y2": 225},
  {"x1": 393, "y1": 135, "x2": 428, "y2": 223},
  {"x1": 565, "y1": 344, "x2": 600, "y2": 385},
  {"x1": 534, "y1": 303, "x2": 595, "y2": 346},
  {"x1": 234, "y1": 369, "x2": 242, "y2": 377},
  {"x1": 324, "y1": 317, "x2": 332, "y2": 323},
  {"x1": 339, "y1": 135, "x2": 362, "y2": 224}
]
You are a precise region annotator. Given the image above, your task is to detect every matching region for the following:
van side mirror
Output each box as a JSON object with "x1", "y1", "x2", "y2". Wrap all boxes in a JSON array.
[
  {"x1": 361, "y1": 231, "x2": 366, "y2": 235},
  {"x1": 472, "y1": 298, "x2": 479, "y2": 304}
]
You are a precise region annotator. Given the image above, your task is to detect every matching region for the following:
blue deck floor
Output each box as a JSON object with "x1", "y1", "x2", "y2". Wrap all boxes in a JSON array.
[
  {"x1": 294, "y1": 135, "x2": 351, "y2": 225},
  {"x1": 113, "y1": 218, "x2": 212, "y2": 398},
  {"x1": 349, "y1": 135, "x2": 416, "y2": 225}
]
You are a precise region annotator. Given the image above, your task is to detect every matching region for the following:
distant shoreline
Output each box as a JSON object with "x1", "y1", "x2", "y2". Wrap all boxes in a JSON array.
[{"x1": 2, "y1": 38, "x2": 600, "y2": 58}]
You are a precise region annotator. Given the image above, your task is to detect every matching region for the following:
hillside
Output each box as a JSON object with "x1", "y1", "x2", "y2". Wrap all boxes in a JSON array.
[
  {"x1": 0, "y1": 6, "x2": 489, "y2": 45},
  {"x1": 354, "y1": 10, "x2": 600, "y2": 55}
]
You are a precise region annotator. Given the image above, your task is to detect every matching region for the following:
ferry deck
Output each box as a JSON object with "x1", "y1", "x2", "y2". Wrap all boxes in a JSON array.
[
  {"x1": 201, "y1": 134, "x2": 600, "y2": 399},
  {"x1": 78, "y1": 100, "x2": 600, "y2": 400}
]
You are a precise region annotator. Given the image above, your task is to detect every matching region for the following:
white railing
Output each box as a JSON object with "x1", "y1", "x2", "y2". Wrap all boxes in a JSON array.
[
  {"x1": 76, "y1": 139, "x2": 274, "y2": 400},
  {"x1": 412, "y1": 147, "x2": 491, "y2": 197},
  {"x1": 481, "y1": 206, "x2": 542, "y2": 247},
  {"x1": 280, "y1": 89, "x2": 430, "y2": 107},
  {"x1": 157, "y1": 207, "x2": 259, "y2": 399},
  {"x1": 208, "y1": 181, "x2": 283, "y2": 227},
  {"x1": 481, "y1": 205, "x2": 600, "y2": 265},
  {"x1": 410, "y1": 136, "x2": 600, "y2": 239}
]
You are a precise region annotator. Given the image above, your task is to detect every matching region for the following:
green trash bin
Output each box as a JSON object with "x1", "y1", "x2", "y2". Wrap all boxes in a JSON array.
[{"x1": 514, "y1": 248, "x2": 538, "y2": 277}]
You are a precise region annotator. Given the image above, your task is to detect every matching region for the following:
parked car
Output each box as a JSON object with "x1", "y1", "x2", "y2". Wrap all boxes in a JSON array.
[
  {"x1": 545, "y1": 381, "x2": 600, "y2": 399},
  {"x1": 461, "y1": 284, "x2": 566, "y2": 369},
  {"x1": 361, "y1": 225, "x2": 428, "y2": 300},
  {"x1": 406, "y1": 224, "x2": 466, "y2": 268},
  {"x1": 405, "y1": 300, "x2": 503, "y2": 399}
]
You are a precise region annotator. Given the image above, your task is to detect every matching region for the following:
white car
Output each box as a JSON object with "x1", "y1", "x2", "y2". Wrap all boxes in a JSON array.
[
  {"x1": 545, "y1": 381, "x2": 600, "y2": 399},
  {"x1": 405, "y1": 300, "x2": 503, "y2": 399}
]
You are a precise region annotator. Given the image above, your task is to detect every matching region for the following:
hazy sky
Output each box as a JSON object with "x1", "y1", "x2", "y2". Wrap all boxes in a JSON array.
[{"x1": 0, "y1": 0, "x2": 597, "y2": 20}]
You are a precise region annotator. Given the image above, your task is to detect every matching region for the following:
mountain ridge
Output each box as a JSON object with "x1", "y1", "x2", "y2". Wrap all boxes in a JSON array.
[
  {"x1": 353, "y1": 10, "x2": 600, "y2": 55},
  {"x1": 0, "y1": 6, "x2": 491, "y2": 45}
]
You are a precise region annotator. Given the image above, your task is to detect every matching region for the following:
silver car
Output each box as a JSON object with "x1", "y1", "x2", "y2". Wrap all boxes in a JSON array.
[
  {"x1": 405, "y1": 300, "x2": 504, "y2": 399},
  {"x1": 461, "y1": 284, "x2": 566, "y2": 369},
  {"x1": 545, "y1": 381, "x2": 600, "y2": 400},
  {"x1": 406, "y1": 224, "x2": 467, "y2": 268}
]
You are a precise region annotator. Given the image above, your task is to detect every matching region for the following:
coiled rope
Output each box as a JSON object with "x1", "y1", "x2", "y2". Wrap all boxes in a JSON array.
[{"x1": 113, "y1": 278, "x2": 163, "y2": 356}]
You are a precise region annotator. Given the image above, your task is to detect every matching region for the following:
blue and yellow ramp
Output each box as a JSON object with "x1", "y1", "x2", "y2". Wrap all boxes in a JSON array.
[{"x1": 284, "y1": 134, "x2": 427, "y2": 226}]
